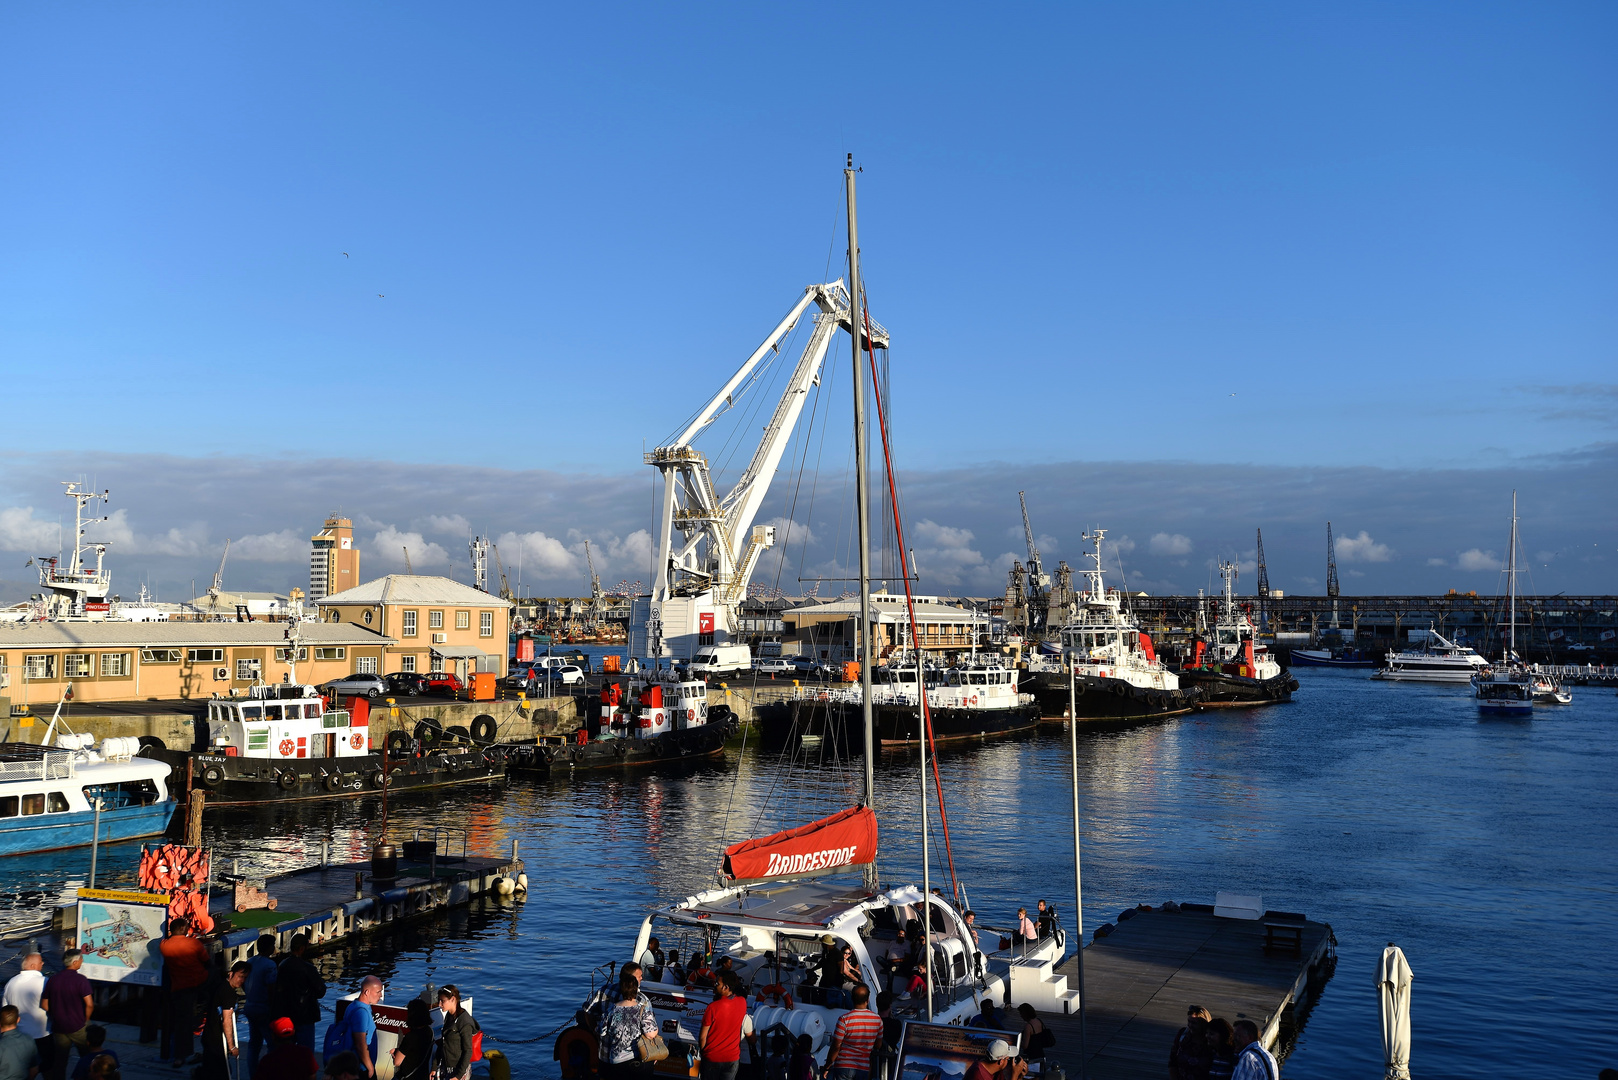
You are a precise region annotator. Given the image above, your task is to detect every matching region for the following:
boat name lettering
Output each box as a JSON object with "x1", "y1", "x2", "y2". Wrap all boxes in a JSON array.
[{"x1": 764, "y1": 845, "x2": 859, "y2": 876}]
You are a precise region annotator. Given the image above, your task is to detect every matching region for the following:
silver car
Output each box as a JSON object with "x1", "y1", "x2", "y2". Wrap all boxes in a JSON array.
[{"x1": 320, "y1": 673, "x2": 387, "y2": 699}]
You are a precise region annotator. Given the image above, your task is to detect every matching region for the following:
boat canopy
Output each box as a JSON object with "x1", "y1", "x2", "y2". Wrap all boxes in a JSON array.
[{"x1": 721, "y1": 805, "x2": 877, "y2": 885}]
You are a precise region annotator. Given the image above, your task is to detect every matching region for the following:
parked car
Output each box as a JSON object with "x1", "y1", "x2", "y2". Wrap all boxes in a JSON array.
[
  {"x1": 544, "y1": 664, "x2": 586, "y2": 686},
  {"x1": 502, "y1": 662, "x2": 539, "y2": 688},
  {"x1": 792, "y1": 658, "x2": 835, "y2": 680},
  {"x1": 320, "y1": 673, "x2": 387, "y2": 699},
  {"x1": 423, "y1": 672, "x2": 466, "y2": 694},
  {"x1": 755, "y1": 657, "x2": 797, "y2": 676},
  {"x1": 690, "y1": 644, "x2": 752, "y2": 678},
  {"x1": 384, "y1": 672, "x2": 433, "y2": 697}
]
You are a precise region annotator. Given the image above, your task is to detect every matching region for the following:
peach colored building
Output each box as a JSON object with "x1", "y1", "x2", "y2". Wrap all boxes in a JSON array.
[
  {"x1": 0, "y1": 622, "x2": 393, "y2": 708},
  {"x1": 315, "y1": 575, "x2": 511, "y2": 681}
]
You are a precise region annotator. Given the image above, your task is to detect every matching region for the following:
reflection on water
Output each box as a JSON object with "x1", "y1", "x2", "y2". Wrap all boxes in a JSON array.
[{"x1": 5, "y1": 669, "x2": 1613, "y2": 1075}]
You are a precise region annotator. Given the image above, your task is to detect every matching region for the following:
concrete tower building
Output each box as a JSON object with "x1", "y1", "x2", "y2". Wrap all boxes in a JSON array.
[{"x1": 309, "y1": 516, "x2": 359, "y2": 601}]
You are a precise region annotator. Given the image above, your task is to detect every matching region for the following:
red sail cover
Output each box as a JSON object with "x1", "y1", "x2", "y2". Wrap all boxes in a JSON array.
[{"x1": 721, "y1": 806, "x2": 878, "y2": 883}]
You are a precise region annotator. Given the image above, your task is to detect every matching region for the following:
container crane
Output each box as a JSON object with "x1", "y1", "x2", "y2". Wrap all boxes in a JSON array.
[
  {"x1": 490, "y1": 543, "x2": 514, "y2": 601},
  {"x1": 635, "y1": 280, "x2": 888, "y2": 662},
  {"x1": 1255, "y1": 528, "x2": 1270, "y2": 630},
  {"x1": 1326, "y1": 521, "x2": 1341, "y2": 629},
  {"x1": 1018, "y1": 491, "x2": 1050, "y2": 633}
]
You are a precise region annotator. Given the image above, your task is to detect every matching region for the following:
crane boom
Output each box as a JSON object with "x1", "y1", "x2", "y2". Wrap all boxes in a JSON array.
[
  {"x1": 637, "y1": 280, "x2": 888, "y2": 662},
  {"x1": 209, "y1": 539, "x2": 231, "y2": 599},
  {"x1": 1018, "y1": 492, "x2": 1043, "y2": 580}
]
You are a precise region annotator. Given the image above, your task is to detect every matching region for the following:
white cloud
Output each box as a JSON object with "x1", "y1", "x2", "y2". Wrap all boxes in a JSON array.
[
  {"x1": 605, "y1": 530, "x2": 653, "y2": 576},
  {"x1": 1457, "y1": 548, "x2": 1502, "y2": 571},
  {"x1": 1427, "y1": 557, "x2": 1448, "y2": 567},
  {"x1": 909, "y1": 519, "x2": 988, "y2": 587},
  {"x1": 370, "y1": 527, "x2": 451, "y2": 568},
  {"x1": 1237, "y1": 558, "x2": 1258, "y2": 575},
  {"x1": 1149, "y1": 533, "x2": 1192, "y2": 556},
  {"x1": 1534, "y1": 550, "x2": 1556, "y2": 563},
  {"x1": 1335, "y1": 530, "x2": 1392, "y2": 563},
  {"x1": 0, "y1": 506, "x2": 59, "y2": 552},
  {"x1": 423, "y1": 514, "x2": 472, "y2": 535},
  {"x1": 1109, "y1": 534, "x2": 1137, "y2": 555},
  {"x1": 233, "y1": 530, "x2": 305, "y2": 561},
  {"x1": 763, "y1": 517, "x2": 817, "y2": 548},
  {"x1": 497, "y1": 530, "x2": 577, "y2": 577},
  {"x1": 1348, "y1": 568, "x2": 1365, "y2": 577}
]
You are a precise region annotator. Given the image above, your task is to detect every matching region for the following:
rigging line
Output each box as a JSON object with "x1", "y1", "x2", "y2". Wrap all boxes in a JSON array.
[
  {"x1": 795, "y1": 345, "x2": 839, "y2": 588},
  {"x1": 765, "y1": 342, "x2": 830, "y2": 599},
  {"x1": 863, "y1": 295, "x2": 961, "y2": 903}
]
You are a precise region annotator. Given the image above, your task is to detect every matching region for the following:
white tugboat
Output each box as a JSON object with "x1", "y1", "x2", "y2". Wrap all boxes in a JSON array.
[
  {"x1": 1024, "y1": 530, "x2": 1203, "y2": 721},
  {"x1": 1177, "y1": 561, "x2": 1298, "y2": 707}
]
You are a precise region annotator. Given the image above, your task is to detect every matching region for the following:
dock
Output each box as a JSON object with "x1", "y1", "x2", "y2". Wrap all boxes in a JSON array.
[{"x1": 1040, "y1": 905, "x2": 1334, "y2": 1079}]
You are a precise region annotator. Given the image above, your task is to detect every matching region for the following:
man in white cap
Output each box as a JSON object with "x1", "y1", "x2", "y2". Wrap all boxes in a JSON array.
[{"x1": 965, "y1": 1040, "x2": 1026, "y2": 1080}]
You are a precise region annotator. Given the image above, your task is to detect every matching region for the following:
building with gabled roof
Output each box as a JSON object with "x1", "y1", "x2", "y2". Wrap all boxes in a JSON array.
[{"x1": 317, "y1": 575, "x2": 512, "y2": 680}]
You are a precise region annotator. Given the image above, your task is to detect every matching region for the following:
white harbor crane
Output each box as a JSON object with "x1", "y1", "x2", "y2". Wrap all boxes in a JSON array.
[
  {"x1": 207, "y1": 539, "x2": 232, "y2": 602},
  {"x1": 635, "y1": 281, "x2": 888, "y2": 662}
]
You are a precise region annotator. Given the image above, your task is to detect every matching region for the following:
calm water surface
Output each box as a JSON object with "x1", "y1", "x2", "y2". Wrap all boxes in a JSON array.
[{"x1": 6, "y1": 669, "x2": 1614, "y2": 1076}]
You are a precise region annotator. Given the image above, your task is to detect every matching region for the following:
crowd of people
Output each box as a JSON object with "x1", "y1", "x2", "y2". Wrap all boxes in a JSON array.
[
  {"x1": 1168, "y1": 1007, "x2": 1280, "y2": 1080},
  {"x1": 0, "y1": 930, "x2": 478, "y2": 1080}
]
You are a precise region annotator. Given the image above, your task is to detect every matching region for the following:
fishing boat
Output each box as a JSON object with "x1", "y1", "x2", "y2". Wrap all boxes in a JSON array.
[
  {"x1": 1023, "y1": 530, "x2": 1201, "y2": 721},
  {"x1": 553, "y1": 161, "x2": 1077, "y2": 1080},
  {"x1": 140, "y1": 632, "x2": 503, "y2": 805},
  {"x1": 1175, "y1": 562, "x2": 1298, "y2": 707},
  {"x1": 1372, "y1": 630, "x2": 1489, "y2": 683},
  {"x1": 1, "y1": 731, "x2": 176, "y2": 856},
  {"x1": 1474, "y1": 492, "x2": 1541, "y2": 717},
  {"x1": 505, "y1": 676, "x2": 737, "y2": 771}
]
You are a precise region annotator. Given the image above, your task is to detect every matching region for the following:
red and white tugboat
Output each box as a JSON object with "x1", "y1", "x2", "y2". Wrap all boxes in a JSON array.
[{"x1": 1176, "y1": 561, "x2": 1298, "y2": 707}]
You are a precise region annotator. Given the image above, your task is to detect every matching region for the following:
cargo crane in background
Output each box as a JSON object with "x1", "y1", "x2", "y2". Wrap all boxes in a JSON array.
[
  {"x1": 207, "y1": 539, "x2": 231, "y2": 603},
  {"x1": 1018, "y1": 491, "x2": 1051, "y2": 634},
  {"x1": 490, "y1": 542, "x2": 514, "y2": 601},
  {"x1": 1255, "y1": 528, "x2": 1270, "y2": 630},
  {"x1": 635, "y1": 280, "x2": 887, "y2": 663},
  {"x1": 1326, "y1": 522, "x2": 1341, "y2": 629}
]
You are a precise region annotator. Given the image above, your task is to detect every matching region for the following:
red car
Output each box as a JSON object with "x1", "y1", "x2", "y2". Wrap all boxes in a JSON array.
[{"x1": 423, "y1": 672, "x2": 466, "y2": 694}]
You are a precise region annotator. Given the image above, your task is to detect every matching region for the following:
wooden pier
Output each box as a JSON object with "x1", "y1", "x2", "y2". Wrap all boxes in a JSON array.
[{"x1": 1039, "y1": 906, "x2": 1334, "y2": 1079}]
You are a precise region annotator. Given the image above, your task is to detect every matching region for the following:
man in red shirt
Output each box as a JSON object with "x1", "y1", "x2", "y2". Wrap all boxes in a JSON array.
[
  {"x1": 158, "y1": 917, "x2": 212, "y2": 1066},
  {"x1": 698, "y1": 973, "x2": 749, "y2": 1080},
  {"x1": 827, "y1": 983, "x2": 883, "y2": 1080}
]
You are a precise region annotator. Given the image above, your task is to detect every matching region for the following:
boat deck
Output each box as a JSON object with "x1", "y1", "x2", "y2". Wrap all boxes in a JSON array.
[{"x1": 1039, "y1": 906, "x2": 1334, "y2": 1079}]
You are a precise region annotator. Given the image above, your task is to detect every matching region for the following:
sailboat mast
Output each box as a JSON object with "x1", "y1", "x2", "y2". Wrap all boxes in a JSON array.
[
  {"x1": 1508, "y1": 490, "x2": 1517, "y2": 658},
  {"x1": 846, "y1": 154, "x2": 876, "y2": 813}
]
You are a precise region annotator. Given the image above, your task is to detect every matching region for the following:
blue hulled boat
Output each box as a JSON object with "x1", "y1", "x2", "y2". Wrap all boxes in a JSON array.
[{"x1": 0, "y1": 737, "x2": 177, "y2": 857}]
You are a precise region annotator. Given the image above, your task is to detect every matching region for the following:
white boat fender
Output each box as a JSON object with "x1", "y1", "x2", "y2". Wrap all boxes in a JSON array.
[
  {"x1": 515, "y1": 873, "x2": 529, "y2": 892},
  {"x1": 495, "y1": 877, "x2": 516, "y2": 897}
]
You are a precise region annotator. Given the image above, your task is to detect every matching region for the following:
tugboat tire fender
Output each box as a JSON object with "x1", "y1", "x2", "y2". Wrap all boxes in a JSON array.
[
  {"x1": 200, "y1": 765, "x2": 225, "y2": 788},
  {"x1": 276, "y1": 769, "x2": 299, "y2": 791},
  {"x1": 614, "y1": 741, "x2": 631, "y2": 760},
  {"x1": 413, "y1": 718, "x2": 443, "y2": 744},
  {"x1": 445, "y1": 755, "x2": 462, "y2": 773},
  {"x1": 446, "y1": 724, "x2": 471, "y2": 744},
  {"x1": 470, "y1": 715, "x2": 497, "y2": 742},
  {"x1": 385, "y1": 730, "x2": 412, "y2": 759},
  {"x1": 322, "y1": 773, "x2": 343, "y2": 792},
  {"x1": 370, "y1": 770, "x2": 389, "y2": 789}
]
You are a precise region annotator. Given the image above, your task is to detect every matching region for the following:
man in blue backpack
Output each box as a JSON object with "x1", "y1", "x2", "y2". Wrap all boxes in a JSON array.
[{"x1": 330, "y1": 978, "x2": 381, "y2": 1080}]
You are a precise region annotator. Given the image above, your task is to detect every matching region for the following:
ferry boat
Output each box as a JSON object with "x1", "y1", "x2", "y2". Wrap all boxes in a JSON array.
[
  {"x1": 1, "y1": 735, "x2": 176, "y2": 856},
  {"x1": 1373, "y1": 630, "x2": 1489, "y2": 683},
  {"x1": 1474, "y1": 669, "x2": 1534, "y2": 717},
  {"x1": 1176, "y1": 562, "x2": 1297, "y2": 707},
  {"x1": 1287, "y1": 646, "x2": 1377, "y2": 669},
  {"x1": 1023, "y1": 530, "x2": 1202, "y2": 722},
  {"x1": 143, "y1": 678, "x2": 503, "y2": 806},
  {"x1": 506, "y1": 676, "x2": 737, "y2": 771}
]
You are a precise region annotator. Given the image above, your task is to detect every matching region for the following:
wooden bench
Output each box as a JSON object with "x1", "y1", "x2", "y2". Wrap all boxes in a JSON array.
[{"x1": 1262, "y1": 910, "x2": 1307, "y2": 954}]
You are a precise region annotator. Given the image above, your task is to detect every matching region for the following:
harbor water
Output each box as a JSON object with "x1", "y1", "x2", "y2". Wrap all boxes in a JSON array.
[{"x1": 4, "y1": 668, "x2": 1613, "y2": 1075}]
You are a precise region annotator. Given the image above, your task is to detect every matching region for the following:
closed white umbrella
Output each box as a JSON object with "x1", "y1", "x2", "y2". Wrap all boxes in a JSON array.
[{"x1": 1376, "y1": 942, "x2": 1414, "y2": 1079}]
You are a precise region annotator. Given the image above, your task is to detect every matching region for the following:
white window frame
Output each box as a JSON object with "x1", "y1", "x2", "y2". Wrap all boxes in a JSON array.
[
  {"x1": 141, "y1": 648, "x2": 183, "y2": 663},
  {"x1": 63, "y1": 654, "x2": 92, "y2": 678},
  {"x1": 187, "y1": 648, "x2": 225, "y2": 663},
  {"x1": 356, "y1": 656, "x2": 378, "y2": 675},
  {"x1": 100, "y1": 653, "x2": 130, "y2": 677},
  {"x1": 402, "y1": 610, "x2": 417, "y2": 637},
  {"x1": 430, "y1": 653, "x2": 444, "y2": 673},
  {"x1": 315, "y1": 647, "x2": 347, "y2": 661},
  {"x1": 400, "y1": 654, "x2": 416, "y2": 673},
  {"x1": 479, "y1": 611, "x2": 493, "y2": 637},
  {"x1": 455, "y1": 610, "x2": 470, "y2": 630},
  {"x1": 24, "y1": 654, "x2": 56, "y2": 680},
  {"x1": 429, "y1": 610, "x2": 444, "y2": 630},
  {"x1": 275, "y1": 647, "x2": 310, "y2": 662}
]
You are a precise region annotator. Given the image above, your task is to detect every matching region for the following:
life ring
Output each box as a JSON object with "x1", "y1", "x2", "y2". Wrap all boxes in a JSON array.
[
  {"x1": 553, "y1": 1026, "x2": 600, "y2": 1079},
  {"x1": 276, "y1": 769, "x2": 299, "y2": 791},
  {"x1": 278, "y1": 738, "x2": 296, "y2": 757},
  {"x1": 322, "y1": 773, "x2": 343, "y2": 792},
  {"x1": 757, "y1": 983, "x2": 794, "y2": 1010},
  {"x1": 200, "y1": 765, "x2": 224, "y2": 788},
  {"x1": 349, "y1": 732, "x2": 364, "y2": 750},
  {"x1": 471, "y1": 715, "x2": 498, "y2": 742}
]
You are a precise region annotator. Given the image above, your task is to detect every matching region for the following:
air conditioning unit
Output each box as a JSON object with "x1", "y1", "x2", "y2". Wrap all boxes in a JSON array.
[
  {"x1": 0, "y1": 674, "x2": 9, "y2": 689},
  {"x1": 432, "y1": 633, "x2": 447, "y2": 644},
  {"x1": 213, "y1": 667, "x2": 230, "y2": 681}
]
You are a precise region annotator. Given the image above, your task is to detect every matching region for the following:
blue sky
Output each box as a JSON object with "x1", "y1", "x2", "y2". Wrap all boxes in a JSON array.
[{"x1": 1, "y1": 3, "x2": 1614, "y2": 597}]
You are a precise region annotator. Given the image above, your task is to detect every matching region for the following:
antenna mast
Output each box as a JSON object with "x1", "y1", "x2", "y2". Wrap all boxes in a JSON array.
[
  {"x1": 469, "y1": 536, "x2": 489, "y2": 592},
  {"x1": 846, "y1": 154, "x2": 876, "y2": 829}
]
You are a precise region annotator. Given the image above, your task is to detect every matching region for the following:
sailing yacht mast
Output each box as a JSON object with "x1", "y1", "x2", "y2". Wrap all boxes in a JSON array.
[
  {"x1": 846, "y1": 155, "x2": 876, "y2": 821},
  {"x1": 1507, "y1": 490, "x2": 1517, "y2": 660}
]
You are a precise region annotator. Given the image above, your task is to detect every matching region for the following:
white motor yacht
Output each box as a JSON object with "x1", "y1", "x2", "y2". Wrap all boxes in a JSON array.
[{"x1": 1373, "y1": 630, "x2": 1489, "y2": 683}]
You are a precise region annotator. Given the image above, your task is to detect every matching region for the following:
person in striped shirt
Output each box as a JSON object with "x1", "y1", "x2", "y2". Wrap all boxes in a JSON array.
[{"x1": 827, "y1": 984, "x2": 883, "y2": 1080}]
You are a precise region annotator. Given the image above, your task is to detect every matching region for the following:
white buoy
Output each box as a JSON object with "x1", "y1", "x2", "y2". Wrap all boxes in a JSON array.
[
  {"x1": 515, "y1": 873, "x2": 529, "y2": 892},
  {"x1": 494, "y1": 877, "x2": 515, "y2": 897}
]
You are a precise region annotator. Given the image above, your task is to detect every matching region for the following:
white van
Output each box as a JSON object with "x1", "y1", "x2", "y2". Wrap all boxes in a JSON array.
[{"x1": 689, "y1": 643, "x2": 752, "y2": 678}]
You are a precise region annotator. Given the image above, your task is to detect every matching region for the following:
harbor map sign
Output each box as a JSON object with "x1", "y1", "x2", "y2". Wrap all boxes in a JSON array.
[{"x1": 76, "y1": 888, "x2": 168, "y2": 985}]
